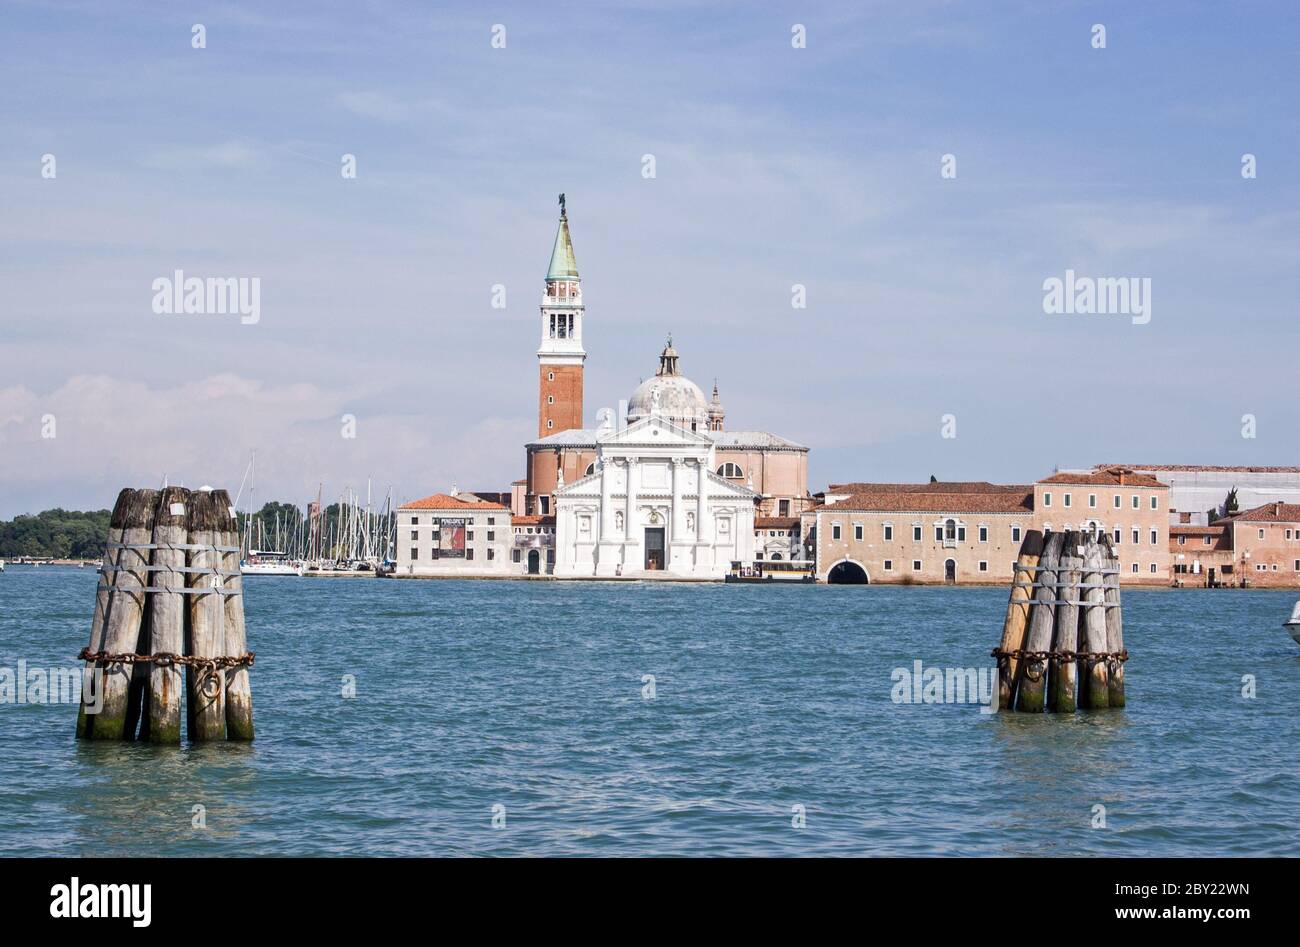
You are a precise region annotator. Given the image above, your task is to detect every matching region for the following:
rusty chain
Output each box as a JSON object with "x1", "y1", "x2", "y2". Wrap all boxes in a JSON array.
[
  {"x1": 77, "y1": 647, "x2": 254, "y2": 670},
  {"x1": 991, "y1": 647, "x2": 1129, "y2": 682}
]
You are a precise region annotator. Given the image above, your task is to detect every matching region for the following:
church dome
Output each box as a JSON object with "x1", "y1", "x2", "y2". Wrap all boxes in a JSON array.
[{"x1": 627, "y1": 337, "x2": 709, "y2": 428}]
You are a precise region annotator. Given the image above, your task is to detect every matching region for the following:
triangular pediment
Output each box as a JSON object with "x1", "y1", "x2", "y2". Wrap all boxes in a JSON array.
[
  {"x1": 598, "y1": 414, "x2": 713, "y2": 447},
  {"x1": 705, "y1": 470, "x2": 761, "y2": 499}
]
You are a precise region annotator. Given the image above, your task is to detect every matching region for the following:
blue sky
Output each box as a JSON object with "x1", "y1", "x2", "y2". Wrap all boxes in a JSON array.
[{"x1": 1, "y1": 0, "x2": 1297, "y2": 515}]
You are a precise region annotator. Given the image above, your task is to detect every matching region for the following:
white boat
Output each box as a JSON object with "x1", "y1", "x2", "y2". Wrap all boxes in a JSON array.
[
  {"x1": 1285, "y1": 601, "x2": 1300, "y2": 645},
  {"x1": 242, "y1": 551, "x2": 304, "y2": 577}
]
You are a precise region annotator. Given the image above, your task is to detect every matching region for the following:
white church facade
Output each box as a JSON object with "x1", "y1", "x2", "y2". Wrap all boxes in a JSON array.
[{"x1": 552, "y1": 412, "x2": 758, "y2": 578}]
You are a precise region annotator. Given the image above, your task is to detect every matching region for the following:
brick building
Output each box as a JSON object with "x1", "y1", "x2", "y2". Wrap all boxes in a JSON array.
[{"x1": 811, "y1": 468, "x2": 1170, "y2": 585}]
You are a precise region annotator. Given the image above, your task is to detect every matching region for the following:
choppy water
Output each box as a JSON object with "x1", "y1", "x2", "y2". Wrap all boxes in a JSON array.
[{"x1": 0, "y1": 566, "x2": 1296, "y2": 856}]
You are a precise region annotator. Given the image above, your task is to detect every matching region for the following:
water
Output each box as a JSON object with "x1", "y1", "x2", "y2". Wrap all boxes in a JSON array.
[{"x1": 1, "y1": 566, "x2": 1296, "y2": 856}]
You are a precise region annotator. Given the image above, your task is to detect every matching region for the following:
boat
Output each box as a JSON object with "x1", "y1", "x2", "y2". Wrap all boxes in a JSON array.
[
  {"x1": 0, "y1": 559, "x2": 5, "y2": 572},
  {"x1": 242, "y1": 550, "x2": 305, "y2": 577},
  {"x1": 1285, "y1": 601, "x2": 1300, "y2": 644},
  {"x1": 725, "y1": 559, "x2": 816, "y2": 583}
]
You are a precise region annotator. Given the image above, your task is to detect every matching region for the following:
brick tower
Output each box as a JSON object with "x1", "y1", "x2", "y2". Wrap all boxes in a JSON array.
[{"x1": 537, "y1": 194, "x2": 585, "y2": 438}]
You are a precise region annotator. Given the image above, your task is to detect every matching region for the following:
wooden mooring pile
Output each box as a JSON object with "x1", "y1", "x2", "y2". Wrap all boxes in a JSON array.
[
  {"x1": 993, "y1": 529, "x2": 1127, "y2": 713},
  {"x1": 76, "y1": 486, "x2": 254, "y2": 742}
]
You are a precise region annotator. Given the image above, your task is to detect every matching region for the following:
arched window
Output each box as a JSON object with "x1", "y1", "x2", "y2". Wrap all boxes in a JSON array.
[
  {"x1": 945, "y1": 519, "x2": 956, "y2": 540},
  {"x1": 584, "y1": 463, "x2": 595, "y2": 476},
  {"x1": 717, "y1": 462, "x2": 744, "y2": 478}
]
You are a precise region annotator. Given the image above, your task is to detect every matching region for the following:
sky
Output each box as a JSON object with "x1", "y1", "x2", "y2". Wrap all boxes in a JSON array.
[{"x1": 1, "y1": 0, "x2": 1297, "y2": 517}]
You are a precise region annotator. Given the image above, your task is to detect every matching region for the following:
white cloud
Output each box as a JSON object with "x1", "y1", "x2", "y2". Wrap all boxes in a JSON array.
[{"x1": 0, "y1": 375, "x2": 527, "y2": 516}]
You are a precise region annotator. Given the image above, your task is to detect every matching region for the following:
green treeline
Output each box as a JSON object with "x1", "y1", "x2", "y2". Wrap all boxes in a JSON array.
[{"x1": 0, "y1": 508, "x2": 112, "y2": 559}]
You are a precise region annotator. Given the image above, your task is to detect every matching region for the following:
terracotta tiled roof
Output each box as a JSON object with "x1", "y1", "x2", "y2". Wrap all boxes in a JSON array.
[
  {"x1": 512, "y1": 515, "x2": 556, "y2": 526},
  {"x1": 399, "y1": 493, "x2": 509, "y2": 511},
  {"x1": 755, "y1": 517, "x2": 799, "y2": 530},
  {"x1": 468, "y1": 491, "x2": 512, "y2": 506},
  {"x1": 1226, "y1": 501, "x2": 1300, "y2": 523},
  {"x1": 828, "y1": 490, "x2": 1033, "y2": 515},
  {"x1": 1170, "y1": 525, "x2": 1225, "y2": 536},
  {"x1": 1039, "y1": 468, "x2": 1166, "y2": 487},
  {"x1": 827, "y1": 481, "x2": 1028, "y2": 495}
]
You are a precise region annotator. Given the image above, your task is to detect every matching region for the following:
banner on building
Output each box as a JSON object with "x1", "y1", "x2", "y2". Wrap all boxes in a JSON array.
[{"x1": 437, "y1": 518, "x2": 467, "y2": 558}]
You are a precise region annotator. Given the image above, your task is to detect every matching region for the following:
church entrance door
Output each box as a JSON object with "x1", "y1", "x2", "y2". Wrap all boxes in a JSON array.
[{"x1": 644, "y1": 528, "x2": 665, "y2": 570}]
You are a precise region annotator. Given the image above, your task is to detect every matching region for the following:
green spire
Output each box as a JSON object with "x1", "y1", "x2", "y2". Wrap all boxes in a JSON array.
[{"x1": 546, "y1": 200, "x2": 579, "y2": 281}]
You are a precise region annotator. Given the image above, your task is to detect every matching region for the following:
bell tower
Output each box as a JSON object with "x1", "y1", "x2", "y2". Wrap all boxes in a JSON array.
[{"x1": 538, "y1": 194, "x2": 585, "y2": 438}]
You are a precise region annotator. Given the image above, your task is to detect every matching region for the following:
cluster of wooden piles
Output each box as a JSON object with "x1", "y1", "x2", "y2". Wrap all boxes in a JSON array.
[
  {"x1": 76, "y1": 486, "x2": 254, "y2": 742},
  {"x1": 994, "y1": 529, "x2": 1127, "y2": 713}
]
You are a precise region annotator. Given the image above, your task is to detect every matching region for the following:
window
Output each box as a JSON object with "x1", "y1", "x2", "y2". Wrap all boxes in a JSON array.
[
  {"x1": 1150, "y1": 528, "x2": 1158, "y2": 545},
  {"x1": 487, "y1": 517, "x2": 495, "y2": 525},
  {"x1": 547, "y1": 420, "x2": 554, "y2": 429},
  {"x1": 935, "y1": 525, "x2": 943, "y2": 542},
  {"x1": 912, "y1": 560, "x2": 922, "y2": 571},
  {"x1": 411, "y1": 547, "x2": 418, "y2": 560},
  {"x1": 979, "y1": 561, "x2": 988, "y2": 572},
  {"x1": 1043, "y1": 492, "x2": 1052, "y2": 507},
  {"x1": 487, "y1": 549, "x2": 495, "y2": 561},
  {"x1": 1011, "y1": 525, "x2": 1022, "y2": 543},
  {"x1": 1063, "y1": 493, "x2": 1072, "y2": 508},
  {"x1": 883, "y1": 524, "x2": 894, "y2": 541},
  {"x1": 718, "y1": 462, "x2": 744, "y2": 478},
  {"x1": 1294, "y1": 560, "x2": 1299, "y2": 571},
  {"x1": 1178, "y1": 535, "x2": 1185, "y2": 545},
  {"x1": 410, "y1": 530, "x2": 418, "y2": 540},
  {"x1": 883, "y1": 560, "x2": 893, "y2": 571},
  {"x1": 1131, "y1": 563, "x2": 1139, "y2": 573},
  {"x1": 1088, "y1": 494, "x2": 1097, "y2": 508},
  {"x1": 779, "y1": 500, "x2": 790, "y2": 516},
  {"x1": 548, "y1": 371, "x2": 555, "y2": 381},
  {"x1": 1259, "y1": 529, "x2": 1265, "y2": 540},
  {"x1": 512, "y1": 549, "x2": 521, "y2": 563},
  {"x1": 1132, "y1": 528, "x2": 1139, "y2": 544},
  {"x1": 1150, "y1": 496, "x2": 1158, "y2": 510},
  {"x1": 832, "y1": 523, "x2": 841, "y2": 540},
  {"x1": 467, "y1": 549, "x2": 475, "y2": 561},
  {"x1": 1150, "y1": 563, "x2": 1157, "y2": 573},
  {"x1": 1113, "y1": 528, "x2": 1121, "y2": 543},
  {"x1": 487, "y1": 531, "x2": 495, "y2": 541},
  {"x1": 410, "y1": 516, "x2": 419, "y2": 525},
  {"x1": 1203, "y1": 536, "x2": 1212, "y2": 546},
  {"x1": 547, "y1": 395, "x2": 554, "y2": 404},
  {"x1": 1256, "y1": 563, "x2": 1266, "y2": 572},
  {"x1": 1113, "y1": 494, "x2": 1121, "y2": 509},
  {"x1": 979, "y1": 525, "x2": 988, "y2": 543},
  {"x1": 1132, "y1": 495, "x2": 1139, "y2": 509},
  {"x1": 1287, "y1": 529, "x2": 1293, "y2": 540},
  {"x1": 958, "y1": 526, "x2": 967, "y2": 542},
  {"x1": 854, "y1": 524, "x2": 863, "y2": 541},
  {"x1": 467, "y1": 531, "x2": 475, "y2": 542}
]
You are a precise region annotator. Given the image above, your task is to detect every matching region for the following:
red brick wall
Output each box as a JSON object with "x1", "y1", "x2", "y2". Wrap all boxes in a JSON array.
[{"x1": 539, "y1": 364, "x2": 583, "y2": 438}]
